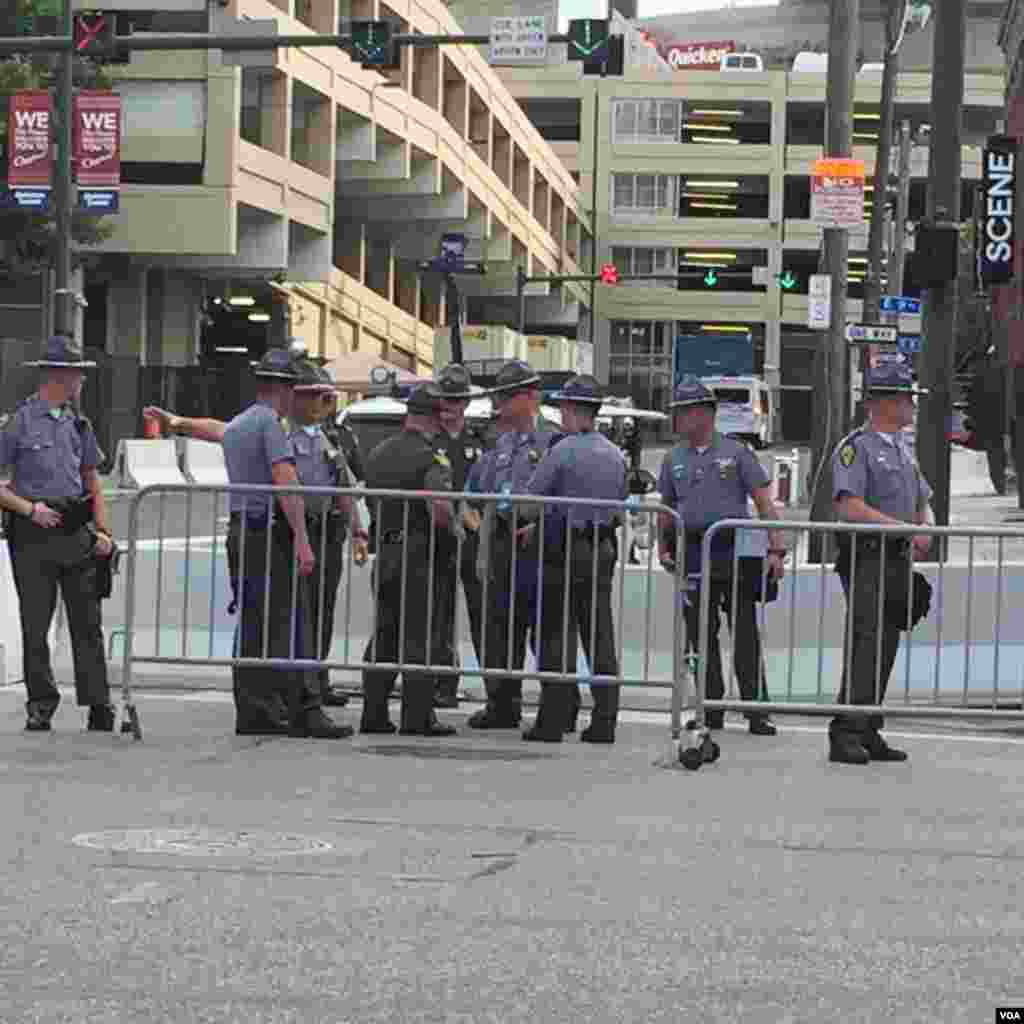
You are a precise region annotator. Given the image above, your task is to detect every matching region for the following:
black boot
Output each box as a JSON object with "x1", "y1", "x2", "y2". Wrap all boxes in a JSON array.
[
  {"x1": 87, "y1": 704, "x2": 115, "y2": 732},
  {"x1": 828, "y1": 722, "x2": 870, "y2": 765},
  {"x1": 747, "y1": 716, "x2": 777, "y2": 737},
  {"x1": 290, "y1": 708, "x2": 354, "y2": 739},
  {"x1": 863, "y1": 732, "x2": 908, "y2": 762},
  {"x1": 580, "y1": 724, "x2": 615, "y2": 744},
  {"x1": 467, "y1": 705, "x2": 520, "y2": 729}
]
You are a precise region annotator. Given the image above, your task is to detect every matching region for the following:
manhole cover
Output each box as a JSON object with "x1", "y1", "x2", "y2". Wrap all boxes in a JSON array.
[
  {"x1": 359, "y1": 744, "x2": 547, "y2": 761},
  {"x1": 71, "y1": 828, "x2": 332, "y2": 857}
]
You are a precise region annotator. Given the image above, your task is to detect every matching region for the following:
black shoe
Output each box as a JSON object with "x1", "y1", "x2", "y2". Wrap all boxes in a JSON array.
[
  {"x1": 433, "y1": 693, "x2": 460, "y2": 709},
  {"x1": 748, "y1": 718, "x2": 777, "y2": 737},
  {"x1": 87, "y1": 704, "x2": 115, "y2": 732},
  {"x1": 863, "y1": 735, "x2": 908, "y2": 762},
  {"x1": 580, "y1": 726, "x2": 615, "y2": 744},
  {"x1": 828, "y1": 734, "x2": 870, "y2": 765},
  {"x1": 400, "y1": 721, "x2": 458, "y2": 737},
  {"x1": 522, "y1": 726, "x2": 562, "y2": 743},
  {"x1": 24, "y1": 712, "x2": 52, "y2": 733},
  {"x1": 686, "y1": 714, "x2": 724, "y2": 731},
  {"x1": 468, "y1": 707, "x2": 520, "y2": 729},
  {"x1": 321, "y1": 687, "x2": 350, "y2": 708},
  {"x1": 360, "y1": 720, "x2": 397, "y2": 735},
  {"x1": 290, "y1": 708, "x2": 354, "y2": 739},
  {"x1": 565, "y1": 710, "x2": 579, "y2": 734}
]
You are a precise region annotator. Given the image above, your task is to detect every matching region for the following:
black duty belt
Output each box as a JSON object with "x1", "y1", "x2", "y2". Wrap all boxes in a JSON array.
[
  {"x1": 838, "y1": 535, "x2": 909, "y2": 557},
  {"x1": 569, "y1": 524, "x2": 617, "y2": 544},
  {"x1": 229, "y1": 511, "x2": 283, "y2": 532},
  {"x1": 23, "y1": 496, "x2": 93, "y2": 533},
  {"x1": 379, "y1": 529, "x2": 431, "y2": 545}
]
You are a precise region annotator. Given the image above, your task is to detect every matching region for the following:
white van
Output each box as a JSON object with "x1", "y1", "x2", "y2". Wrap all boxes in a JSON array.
[
  {"x1": 702, "y1": 375, "x2": 774, "y2": 449},
  {"x1": 792, "y1": 51, "x2": 828, "y2": 73},
  {"x1": 720, "y1": 51, "x2": 764, "y2": 73}
]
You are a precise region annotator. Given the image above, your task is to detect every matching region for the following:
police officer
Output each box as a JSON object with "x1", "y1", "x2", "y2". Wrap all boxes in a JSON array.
[
  {"x1": 430, "y1": 362, "x2": 485, "y2": 707},
  {"x1": 0, "y1": 335, "x2": 114, "y2": 732},
  {"x1": 829, "y1": 362, "x2": 933, "y2": 765},
  {"x1": 468, "y1": 359, "x2": 560, "y2": 730},
  {"x1": 524, "y1": 375, "x2": 627, "y2": 743},
  {"x1": 318, "y1": 366, "x2": 365, "y2": 483},
  {"x1": 221, "y1": 348, "x2": 352, "y2": 739},
  {"x1": 656, "y1": 377, "x2": 785, "y2": 736},
  {"x1": 143, "y1": 361, "x2": 368, "y2": 711},
  {"x1": 360, "y1": 382, "x2": 459, "y2": 736}
]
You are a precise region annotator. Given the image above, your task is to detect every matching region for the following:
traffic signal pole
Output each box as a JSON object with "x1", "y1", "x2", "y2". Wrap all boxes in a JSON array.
[{"x1": 52, "y1": 0, "x2": 74, "y2": 337}]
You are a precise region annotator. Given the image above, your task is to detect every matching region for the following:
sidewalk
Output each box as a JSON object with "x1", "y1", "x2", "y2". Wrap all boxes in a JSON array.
[{"x1": 0, "y1": 685, "x2": 1021, "y2": 1022}]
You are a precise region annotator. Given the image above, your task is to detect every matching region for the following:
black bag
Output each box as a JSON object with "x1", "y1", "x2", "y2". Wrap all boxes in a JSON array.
[{"x1": 94, "y1": 540, "x2": 122, "y2": 600}]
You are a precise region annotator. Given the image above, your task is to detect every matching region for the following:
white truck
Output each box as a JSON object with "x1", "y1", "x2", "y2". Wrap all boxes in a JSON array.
[{"x1": 701, "y1": 375, "x2": 774, "y2": 449}]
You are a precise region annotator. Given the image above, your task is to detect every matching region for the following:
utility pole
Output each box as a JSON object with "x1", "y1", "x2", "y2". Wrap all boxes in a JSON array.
[
  {"x1": 52, "y1": 0, "x2": 74, "y2": 337},
  {"x1": 809, "y1": 0, "x2": 858, "y2": 559},
  {"x1": 917, "y1": 0, "x2": 965, "y2": 536},
  {"x1": 862, "y1": 0, "x2": 907, "y2": 327},
  {"x1": 889, "y1": 119, "x2": 912, "y2": 300}
]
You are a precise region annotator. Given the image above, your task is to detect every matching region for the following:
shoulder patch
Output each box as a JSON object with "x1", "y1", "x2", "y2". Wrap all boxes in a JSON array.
[
  {"x1": 433, "y1": 451, "x2": 451, "y2": 468},
  {"x1": 838, "y1": 443, "x2": 857, "y2": 468}
]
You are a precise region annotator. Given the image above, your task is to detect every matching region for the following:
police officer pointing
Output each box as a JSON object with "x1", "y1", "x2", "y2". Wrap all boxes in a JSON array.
[
  {"x1": 0, "y1": 335, "x2": 115, "y2": 732},
  {"x1": 525, "y1": 375, "x2": 627, "y2": 743},
  {"x1": 828, "y1": 362, "x2": 933, "y2": 765},
  {"x1": 657, "y1": 377, "x2": 785, "y2": 736}
]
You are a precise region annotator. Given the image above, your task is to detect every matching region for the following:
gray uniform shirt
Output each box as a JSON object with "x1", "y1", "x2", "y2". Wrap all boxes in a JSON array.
[
  {"x1": 289, "y1": 424, "x2": 349, "y2": 517},
  {"x1": 658, "y1": 433, "x2": 769, "y2": 530},
  {"x1": 471, "y1": 427, "x2": 558, "y2": 519},
  {"x1": 831, "y1": 426, "x2": 932, "y2": 521},
  {"x1": 0, "y1": 397, "x2": 100, "y2": 500},
  {"x1": 527, "y1": 430, "x2": 628, "y2": 527},
  {"x1": 222, "y1": 401, "x2": 295, "y2": 516}
]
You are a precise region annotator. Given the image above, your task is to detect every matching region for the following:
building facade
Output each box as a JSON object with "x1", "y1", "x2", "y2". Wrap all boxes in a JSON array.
[
  {"x1": 47, "y1": 0, "x2": 591, "y2": 452},
  {"x1": 496, "y1": 3, "x2": 1006, "y2": 440}
]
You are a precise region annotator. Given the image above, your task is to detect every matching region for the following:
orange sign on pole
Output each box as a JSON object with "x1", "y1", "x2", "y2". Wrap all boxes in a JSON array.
[{"x1": 810, "y1": 157, "x2": 866, "y2": 229}]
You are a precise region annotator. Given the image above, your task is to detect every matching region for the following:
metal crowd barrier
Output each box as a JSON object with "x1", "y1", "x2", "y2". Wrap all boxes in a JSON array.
[
  {"x1": 672, "y1": 517, "x2": 1024, "y2": 767},
  {"x1": 116, "y1": 483, "x2": 688, "y2": 740}
]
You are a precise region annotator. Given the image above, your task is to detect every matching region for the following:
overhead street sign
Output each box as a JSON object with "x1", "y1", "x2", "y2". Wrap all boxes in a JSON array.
[
  {"x1": 810, "y1": 157, "x2": 865, "y2": 229},
  {"x1": 807, "y1": 273, "x2": 831, "y2": 330},
  {"x1": 845, "y1": 323, "x2": 899, "y2": 344},
  {"x1": 489, "y1": 15, "x2": 548, "y2": 65},
  {"x1": 880, "y1": 295, "x2": 921, "y2": 314},
  {"x1": 897, "y1": 334, "x2": 921, "y2": 354}
]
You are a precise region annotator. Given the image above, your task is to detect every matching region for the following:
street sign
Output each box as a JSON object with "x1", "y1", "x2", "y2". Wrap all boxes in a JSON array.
[
  {"x1": 489, "y1": 15, "x2": 548, "y2": 65},
  {"x1": 845, "y1": 323, "x2": 899, "y2": 344},
  {"x1": 879, "y1": 295, "x2": 921, "y2": 314},
  {"x1": 807, "y1": 273, "x2": 831, "y2": 330},
  {"x1": 897, "y1": 334, "x2": 921, "y2": 354},
  {"x1": 810, "y1": 157, "x2": 866, "y2": 229},
  {"x1": 439, "y1": 232, "x2": 466, "y2": 266}
]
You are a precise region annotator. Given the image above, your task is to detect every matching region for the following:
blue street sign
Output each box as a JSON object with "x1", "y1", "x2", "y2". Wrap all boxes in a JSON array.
[
  {"x1": 5, "y1": 187, "x2": 50, "y2": 211},
  {"x1": 439, "y1": 232, "x2": 467, "y2": 266},
  {"x1": 880, "y1": 295, "x2": 921, "y2": 315},
  {"x1": 897, "y1": 334, "x2": 921, "y2": 354},
  {"x1": 77, "y1": 189, "x2": 119, "y2": 214}
]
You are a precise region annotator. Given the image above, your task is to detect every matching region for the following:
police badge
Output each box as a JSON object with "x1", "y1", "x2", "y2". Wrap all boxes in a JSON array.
[
  {"x1": 839, "y1": 443, "x2": 856, "y2": 468},
  {"x1": 528, "y1": 449, "x2": 540, "y2": 464}
]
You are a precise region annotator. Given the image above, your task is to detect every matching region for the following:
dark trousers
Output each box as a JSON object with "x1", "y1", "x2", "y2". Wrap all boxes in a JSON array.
[
  {"x1": 683, "y1": 573, "x2": 767, "y2": 721},
  {"x1": 7, "y1": 519, "x2": 108, "y2": 711},
  {"x1": 228, "y1": 520, "x2": 320, "y2": 730},
  {"x1": 307, "y1": 518, "x2": 346, "y2": 695},
  {"x1": 832, "y1": 554, "x2": 904, "y2": 738},
  {"x1": 479, "y1": 533, "x2": 541, "y2": 720},
  {"x1": 433, "y1": 532, "x2": 486, "y2": 701},
  {"x1": 362, "y1": 536, "x2": 450, "y2": 731},
  {"x1": 535, "y1": 536, "x2": 619, "y2": 736}
]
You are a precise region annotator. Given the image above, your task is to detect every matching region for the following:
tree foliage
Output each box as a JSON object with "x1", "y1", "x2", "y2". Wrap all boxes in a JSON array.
[{"x1": 0, "y1": 49, "x2": 115, "y2": 274}]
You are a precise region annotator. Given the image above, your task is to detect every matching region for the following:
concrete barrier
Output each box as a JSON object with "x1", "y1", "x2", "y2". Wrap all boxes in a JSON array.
[
  {"x1": 950, "y1": 447, "x2": 996, "y2": 498},
  {"x1": 0, "y1": 542, "x2": 61, "y2": 686},
  {"x1": 115, "y1": 439, "x2": 187, "y2": 489},
  {"x1": 180, "y1": 439, "x2": 229, "y2": 487}
]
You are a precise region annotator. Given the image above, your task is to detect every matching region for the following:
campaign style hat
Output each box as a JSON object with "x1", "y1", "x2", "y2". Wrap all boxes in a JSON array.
[
  {"x1": 667, "y1": 375, "x2": 717, "y2": 410},
  {"x1": 24, "y1": 334, "x2": 96, "y2": 369},
  {"x1": 489, "y1": 359, "x2": 541, "y2": 396},
  {"x1": 863, "y1": 361, "x2": 928, "y2": 395},
  {"x1": 293, "y1": 359, "x2": 337, "y2": 392},
  {"x1": 551, "y1": 374, "x2": 606, "y2": 406},
  {"x1": 250, "y1": 347, "x2": 300, "y2": 381},
  {"x1": 405, "y1": 381, "x2": 446, "y2": 414},
  {"x1": 436, "y1": 362, "x2": 475, "y2": 399}
]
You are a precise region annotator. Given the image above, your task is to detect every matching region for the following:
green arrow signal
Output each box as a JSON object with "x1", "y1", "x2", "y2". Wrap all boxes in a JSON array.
[
  {"x1": 703, "y1": 270, "x2": 718, "y2": 287},
  {"x1": 777, "y1": 271, "x2": 797, "y2": 290}
]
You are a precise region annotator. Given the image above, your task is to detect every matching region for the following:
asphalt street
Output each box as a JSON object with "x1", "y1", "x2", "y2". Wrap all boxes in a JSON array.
[{"x1": 1, "y1": 687, "x2": 1022, "y2": 1022}]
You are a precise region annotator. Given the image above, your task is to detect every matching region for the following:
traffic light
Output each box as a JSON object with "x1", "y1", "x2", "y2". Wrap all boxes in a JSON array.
[
  {"x1": 350, "y1": 20, "x2": 400, "y2": 70},
  {"x1": 776, "y1": 270, "x2": 799, "y2": 290},
  {"x1": 598, "y1": 263, "x2": 619, "y2": 285},
  {"x1": 702, "y1": 269, "x2": 719, "y2": 287},
  {"x1": 567, "y1": 19, "x2": 610, "y2": 63},
  {"x1": 73, "y1": 11, "x2": 128, "y2": 63},
  {"x1": 583, "y1": 33, "x2": 624, "y2": 76}
]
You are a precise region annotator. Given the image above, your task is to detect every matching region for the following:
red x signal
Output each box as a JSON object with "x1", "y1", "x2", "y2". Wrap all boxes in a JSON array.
[
  {"x1": 74, "y1": 13, "x2": 106, "y2": 52},
  {"x1": 599, "y1": 263, "x2": 619, "y2": 285}
]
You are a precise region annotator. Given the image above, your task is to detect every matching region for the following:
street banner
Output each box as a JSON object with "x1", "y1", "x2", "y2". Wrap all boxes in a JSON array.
[
  {"x1": 73, "y1": 91, "x2": 121, "y2": 188},
  {"x1": 7, "y1": 90, "x2": 52, "y2": 190}
]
